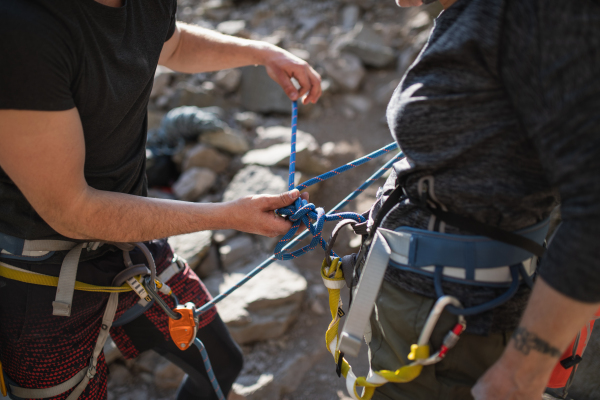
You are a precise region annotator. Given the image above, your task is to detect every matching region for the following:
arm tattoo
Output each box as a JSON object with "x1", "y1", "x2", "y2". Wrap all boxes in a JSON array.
[{"x1": 512, "y1": 327, "x2": 562, "y2": 358}]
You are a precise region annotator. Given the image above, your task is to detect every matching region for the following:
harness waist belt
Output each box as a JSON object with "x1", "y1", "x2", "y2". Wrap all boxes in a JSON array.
[{"x1": 379, "y1": 218, "x2": 549, "y2": 285}]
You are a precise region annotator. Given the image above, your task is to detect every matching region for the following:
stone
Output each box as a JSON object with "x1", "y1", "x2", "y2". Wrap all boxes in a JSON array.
[
  {"x1": 150, "y1": 66, "x2": 174, "y2": 99},
  {"x1": 343, "y1": 94, "x2": 372, "y2": 113},
  {"x1": 182, "y1": 144, "x2": 232, "y2": 173},
  {"x1": 196, "y1": 243, "x2": 220, "y2": 278},
  {"x1": 217, "y1": 20, "x2": 249, "y2": 37},
  {"x1": 200, "y1": 128, "x2": 250, "y2": 155},
  {"x1": 154, "y1": 361, "x2": 185, "y2": 391},
  {"x1": 310, "y1": 299, "x2": 325, "y2": 315},
  {"x1": 210, "y1": 258, "x2": 307, "y2": 344},
  {"x1": 305, "y1": 36, "x2": 329, "y2": 61},
  {"x1": 241, "y1": 142, "x2": 330, "y2": 175},
  {"x1": 407, "y1": 11, "x2": 431, "y2": 32},
  {"x1": 147, "y1": 110, "x2": 166, "y2": 130},
  {"x1": 214, "y1": 229, "x2": 238, "y2": 244},
  {"x1": 338, "y1": 23, "x2": 396, "y2": 68},
  {"x1": 222, "y1": 165, "x2": 294, "y2": 203},
  {"x1": 323, "y1": 53, "x2": 365, "y2": 92},
  {"x1": 219, "y1": 235, "x2": 255, "y2": 271},
  {"x1": 232, "y1": 374, "x2": 277, "y2": 400},
  {"x1": 172, "y1": 167, "x2": 217, "y2": 201},
  {"x1": 288, "y1": 48, "x2": 310, "y2": 61},
  {"x1": 375, "y1": 78, "x2": 401, "y2": 105},
  {"x1": 108, "y1": 364, "x2": 132, "y2": 387},
  {"x1": 171, "y1": 83, "x2": 216, "y2": 109},
  {"x1": 235, "y1": 111, "x2": 262, "y2": 129},
  {"x1": 340, "y1": 4, "x2": 360, "y2": 31},
  {"x1": 254, "y1": 125, "x2": 319, "y2": 151},
  {"x1": 104, "y1": 338, "x2": 123, "y2": 365},
  {"x1": 168, "y1": 230, "x2": 213, "y2": 270},
  {"x1": 213, "y1": 68, "x2": 242, "y2": 93},
  {"x1": 240, "y1": 66, "x2": 290, "y2": 114}
]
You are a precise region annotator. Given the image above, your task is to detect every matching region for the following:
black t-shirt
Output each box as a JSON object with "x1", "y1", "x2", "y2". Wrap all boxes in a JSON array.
[{"x1": 0, "y1": 0, "x2": 177, "y2": 240}]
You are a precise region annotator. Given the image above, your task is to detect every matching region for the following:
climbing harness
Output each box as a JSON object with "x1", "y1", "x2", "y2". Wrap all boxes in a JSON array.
[
  {"x1": 322, "y1": 256, "x2": 466, "y2": 400},
  {"x1": 0, "y1": 101, "x2": 405, "y2": 400}
]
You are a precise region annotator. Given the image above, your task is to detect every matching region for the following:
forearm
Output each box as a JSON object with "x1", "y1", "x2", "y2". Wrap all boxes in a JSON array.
[
  {"x1": 54, "y1": 187, "x2": 234, "y2": 242},
  {"x1": 161, "y1": 22, "x2": 273, "y2": 73},
  {"x1": 473, "y1": 277, "x2": 600, "y2": 399}
]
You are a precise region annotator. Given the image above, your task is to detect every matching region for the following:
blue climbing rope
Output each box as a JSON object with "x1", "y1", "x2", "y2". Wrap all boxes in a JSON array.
[
  {"x1": 194, "y1": 338, "x2": 225, "y2": 400},
  {"x1": 194, "y1": 134, "x2": 403, "y2": 318},
  {"x1": 273, "y1": 101, "x2": 398, "y2": 260}
]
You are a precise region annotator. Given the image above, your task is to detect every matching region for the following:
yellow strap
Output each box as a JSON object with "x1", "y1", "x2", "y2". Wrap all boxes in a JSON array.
[
  {"x1": 0, "y1": 359, "x2": 7, "y2": 397},
  {"x1": 0, "y1": 262, "x2": 131, "y2": 293},
  {"x1": 322, "y1": 257, "x2": 429, "y2": 400}
]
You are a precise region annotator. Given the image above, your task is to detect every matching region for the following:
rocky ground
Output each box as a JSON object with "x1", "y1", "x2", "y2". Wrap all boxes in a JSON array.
[{"x1": 83, "y1": 0, "x2": 600, "y2": 400}]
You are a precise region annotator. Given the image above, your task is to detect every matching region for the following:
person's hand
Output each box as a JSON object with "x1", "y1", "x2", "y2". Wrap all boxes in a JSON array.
[
  {"x1": 258, "y1": 44, "x2": 322, "y2": 105},
  {"x1": 471, "y1": 353, "x2": 549, "y2": 400},
  {"x1": 228, "y1": 189, "x2": 309, "y2": 237}
]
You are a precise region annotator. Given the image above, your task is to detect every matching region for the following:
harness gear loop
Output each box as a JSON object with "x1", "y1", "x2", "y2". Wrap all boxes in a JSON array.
[{"x1": 321, "y1": 256, "x2": 466, "y2": 400}]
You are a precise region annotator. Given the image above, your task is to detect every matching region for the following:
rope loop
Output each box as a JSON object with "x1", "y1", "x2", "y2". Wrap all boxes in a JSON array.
[{"x1": 274, "y1": 198, "x2": 366, "y2": 261}]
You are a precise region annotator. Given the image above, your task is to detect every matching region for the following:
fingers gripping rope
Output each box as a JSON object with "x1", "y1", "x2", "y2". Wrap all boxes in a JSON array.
[{"x1": 274, "y1": 199, "x2": 366, "y2": 260}]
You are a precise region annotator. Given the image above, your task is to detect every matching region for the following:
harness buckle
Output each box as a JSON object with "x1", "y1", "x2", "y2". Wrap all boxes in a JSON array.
[{"x1": 86, "y1": 360, "x2": 97, "y2": 380}]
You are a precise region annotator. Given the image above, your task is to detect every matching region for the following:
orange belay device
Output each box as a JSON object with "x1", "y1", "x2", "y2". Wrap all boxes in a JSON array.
[{"x1": 168, "y1": 303, "x2": 198, "y2": 351}]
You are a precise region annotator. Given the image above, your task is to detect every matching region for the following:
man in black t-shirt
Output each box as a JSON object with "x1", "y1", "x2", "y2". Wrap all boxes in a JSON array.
[{"x1": 0, "y1": 0, "x2": 321, "y2": 399}]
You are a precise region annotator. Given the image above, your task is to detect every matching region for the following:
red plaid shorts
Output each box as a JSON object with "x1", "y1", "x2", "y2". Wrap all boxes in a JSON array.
[{"x1": 0, "y1": 239, "x2": 217, "y2": 400}]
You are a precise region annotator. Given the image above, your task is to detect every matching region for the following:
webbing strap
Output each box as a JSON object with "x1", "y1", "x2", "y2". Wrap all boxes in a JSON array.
[
  {"x1": 339, "y1": 231, "x2": 391, "y2": 357},
  {"x1": 53, "y1": 243, "x2": 86, "y2": 316},
  {"x1": 0, "y1": 262, "x2": 131, "y2": 293},
  {"x1": 22, "y1": 240, "x2": 78, "y2": 253},
  {"x1": 66, "y1": 292, "x2": 119, "y2": 400},
  {"x1": 9, "y1": 368, "x2": 88, "y2": 399},
  {"x1": 9, "y1": 293, "x2": 119, "y2": 399}
]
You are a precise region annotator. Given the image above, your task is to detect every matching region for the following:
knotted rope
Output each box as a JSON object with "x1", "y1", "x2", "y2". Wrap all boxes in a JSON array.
[
  {"x1": 273, "y1": 101, "x2": 400, "y2": 260},
  {"x1": 195, "y1": 102, "x2": 403, "y2": 317}
]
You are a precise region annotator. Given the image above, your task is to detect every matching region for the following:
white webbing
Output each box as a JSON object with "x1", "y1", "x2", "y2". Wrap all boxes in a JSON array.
[
  {"x1": 339, "y1": 231, "x2": 391, "y2": 357},
  {"x1": 52, "y1": 243, "x2": 86, "y2": 317}
]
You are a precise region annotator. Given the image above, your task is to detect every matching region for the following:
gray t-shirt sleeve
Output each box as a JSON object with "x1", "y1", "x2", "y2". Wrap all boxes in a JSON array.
[{"x1": 501, "y1": 0, "x2": 600, "y2": 302}]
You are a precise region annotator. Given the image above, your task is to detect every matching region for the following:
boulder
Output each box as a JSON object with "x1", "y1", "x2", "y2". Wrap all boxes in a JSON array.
[
  {"x1": 171, "y1": 83, "x2": 216, "y2": 109},
  {"x1": 103, "y1": 338, "x2": 123, "y2": 365},
  {"x1": 340, "y1": 4, "x2": 360, "y2": 31},
  {"x1": 241, "y1": 142, "x2": 330, "y2": 175},
  {"x1": 182, "y1": 144, "x2": 232, "y2": 173},
  {"x1": 222, "y1": 165, "x2": 296, "y2": 203},
  {"x1": 219, "y1": 235, "x2": 255, "y2": 271},
  {"x1": 172, "y1": 167, "x2": 217, "y2": 201},
  {"x1": 232, "y1": 374, "x2": 277, "y2": 400},
  {"x1": 213, "y1": 68, "x2": 242, "y2": 93},
  {"x1": 323, "y1": 53, "x2": 365, "y2": 92},
  {"x1": 235, "y1": 111, "x2": 262, "y2": 129},
  {"x1": 168, "y1": 230, "x2": 213, "y2": 270},
  {"x1": 216, "y1": 20, "x2": 249, "y2": 37},
  {"x1": 209, "y1": 258, "x2": 307, "y2": 344},
  {"x1": 240, "y1": 66, "x2": 290, "y2": 114},
  {"x1": 253, "y1": 125, "x2": 319, "y2": 151},
  {"x1": 200, "y1": 128, "x2": 250, "y2": 155},
  {"x1": 154, "y1": 361, "x2": 185, "y2": 391},
  {"x1": 150, "y1": 66, "x2": 174, "y2": 99},
  {"x1": 196, "y1": 243, "x2": 220, "y2": 278},
  {"x1": 337, "y1": 23, "x2": 396, "y2": 68},
  {"x1": 375, "y1": 78, "x2": 401, "y2": 105},
  {"x1": 343, "y1": 94, "x2": 372, "y2": 113}
]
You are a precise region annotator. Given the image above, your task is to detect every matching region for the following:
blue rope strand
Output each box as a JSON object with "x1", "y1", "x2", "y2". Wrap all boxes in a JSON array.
[
  {"x1": 194, "y1": 151, "x2": 403, "y2": 318},
  {"x1": 194, "y1": 338, "x2": 225, "y2": 400},
  {"x1": 273, "y1": 142, "x2": 399, "y2": 260},
  {"x1": 289, "y1": 101, "x2": 298, "y2": 191}
]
